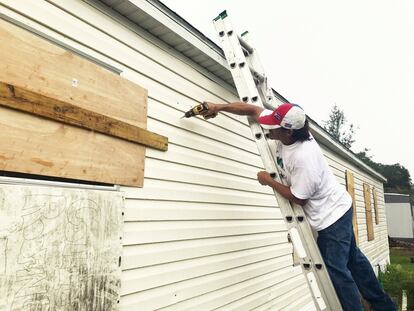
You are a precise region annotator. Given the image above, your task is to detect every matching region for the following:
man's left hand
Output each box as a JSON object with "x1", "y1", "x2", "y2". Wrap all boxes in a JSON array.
[{"x1": 257, "y1": 171, "x2": 274, "y2": 186}]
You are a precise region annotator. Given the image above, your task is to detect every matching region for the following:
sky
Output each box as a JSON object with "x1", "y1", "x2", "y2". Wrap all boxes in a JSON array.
[{"x1": 161, "y1": 0, "x2": 414, "y2": 180}]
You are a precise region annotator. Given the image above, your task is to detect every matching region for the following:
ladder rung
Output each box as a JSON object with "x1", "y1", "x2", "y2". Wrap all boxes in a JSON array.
[
  {"x1": 213, "y1": 12, "x2": 343, "y2": 311},
  {"x1": 238, "y1": 35, "x2": 254, "y2": 54},
  {"x1": 228, "y1": 62, "x2": 264, "y2": 83},
  {"x1": 249, "y1": 65, "x2": 265, "y2": 83}
]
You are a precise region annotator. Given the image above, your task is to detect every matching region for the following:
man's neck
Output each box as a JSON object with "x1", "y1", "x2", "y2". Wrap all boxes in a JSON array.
[{"x1": 282, "y1": 138, "x2": 297, "y2": 146}]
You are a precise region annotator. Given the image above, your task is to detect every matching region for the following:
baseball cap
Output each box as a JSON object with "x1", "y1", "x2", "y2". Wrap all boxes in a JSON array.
[{"x1": 258, "y1": 103, "x2": 306, "y2": 130}]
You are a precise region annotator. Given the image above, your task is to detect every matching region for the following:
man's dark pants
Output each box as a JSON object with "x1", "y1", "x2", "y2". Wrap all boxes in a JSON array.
[{"x1": 317, "y1": 207, "x2": 396, "y2": 311}]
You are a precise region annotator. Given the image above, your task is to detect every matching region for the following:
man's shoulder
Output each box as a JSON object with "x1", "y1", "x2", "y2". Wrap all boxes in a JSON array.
[
  {"x1": 295, "y1": 137, "x2": 319, "y2": 152},
  {"x1": 292, "y1": 139, "x2": 322, "y2": 163}
]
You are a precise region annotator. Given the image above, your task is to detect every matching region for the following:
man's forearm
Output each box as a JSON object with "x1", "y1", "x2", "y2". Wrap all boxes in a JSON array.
[
  {"x1": 267, "y1": 180, "x2": 308, "y2": 206},
  {"x1": 214, "y1": 102, "x2": 263, "y2": 118}
]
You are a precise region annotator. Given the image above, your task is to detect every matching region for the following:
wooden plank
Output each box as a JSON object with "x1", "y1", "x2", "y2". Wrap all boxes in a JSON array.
[
  {"x1": 363, "y1": 183, "x2": 375, "y2": 241},
  {"x1": 372, "y1": 187, "x2": 379, "y2": 225},
  {"x1": 346, "y1": 170, "x2": 359, "y2": 245},
  {"x1": 0, "y1": 18, "x2": 156, "y2": 186},
  {"x1": 0, "y1": 18, "x2": 147, "y2": 128},
  {"x1": 0, "y1": 82, "x2": 168, "y2": 151},
  {"x1": 0, "y1": 107, "x2": 145, "y2": 186}
]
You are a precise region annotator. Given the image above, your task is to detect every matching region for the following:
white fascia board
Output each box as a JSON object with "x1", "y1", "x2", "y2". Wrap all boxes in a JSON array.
[{"x1": 128, "y1": 0, "x2": 228, "y2": 68}]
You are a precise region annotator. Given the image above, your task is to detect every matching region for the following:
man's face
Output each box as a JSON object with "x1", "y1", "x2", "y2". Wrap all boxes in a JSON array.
[
  {"x1": 268, "y1": 128, "x2": 284, "y2": 140},
  {"x1": 268, "y1": 127, "x2": 293, "y2": 144}
]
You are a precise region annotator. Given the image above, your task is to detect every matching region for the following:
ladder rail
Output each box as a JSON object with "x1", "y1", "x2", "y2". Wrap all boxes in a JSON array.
[
  {"x1": 213, "y1": 12, "x2": 342, "y2": 311},
  {"x1": 239, "y1": 32, "x2": 340, "y2": 308}
]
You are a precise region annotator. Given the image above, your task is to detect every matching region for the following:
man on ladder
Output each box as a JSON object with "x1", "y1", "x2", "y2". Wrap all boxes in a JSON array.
[{"x1": 198, "y1": 101, "x2": 396, "y2": 311}]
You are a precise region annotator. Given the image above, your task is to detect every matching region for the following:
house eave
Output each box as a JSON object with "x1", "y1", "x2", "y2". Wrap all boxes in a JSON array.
[{"x1": 92, "y1": 0, "x2": 387, "y2": 183}]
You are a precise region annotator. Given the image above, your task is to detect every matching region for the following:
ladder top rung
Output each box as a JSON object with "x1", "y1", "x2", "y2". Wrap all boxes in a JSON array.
[
  {"x1": 213, "y1": 10, "x2": 228, "y2": 21},
  {"x1": 238, "y1": 35, "x2": 254, "y2": 54}
]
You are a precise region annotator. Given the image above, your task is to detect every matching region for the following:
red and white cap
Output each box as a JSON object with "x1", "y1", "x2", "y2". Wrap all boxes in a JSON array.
[{"x1": 258, "y1": 103, "x2": 306, "y2": 130}]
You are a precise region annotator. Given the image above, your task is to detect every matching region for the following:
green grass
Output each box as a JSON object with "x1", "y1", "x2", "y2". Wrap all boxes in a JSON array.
[
  {"x1": 390, "y1": 248, "x2": 414, "y2": 271},
  {"x1": 380, "y1": 247, "x2": 414, "y2": 310}
]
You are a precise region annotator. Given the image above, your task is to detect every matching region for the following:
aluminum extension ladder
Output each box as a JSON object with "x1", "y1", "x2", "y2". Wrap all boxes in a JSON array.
[{"x1": 213, "y1": 11, "x2": 342, "y2": 311}]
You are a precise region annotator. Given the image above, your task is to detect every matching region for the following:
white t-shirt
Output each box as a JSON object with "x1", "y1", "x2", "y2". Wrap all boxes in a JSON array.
[{"x1": 275, "y1": 135, "x2": 352, "y2": 231}]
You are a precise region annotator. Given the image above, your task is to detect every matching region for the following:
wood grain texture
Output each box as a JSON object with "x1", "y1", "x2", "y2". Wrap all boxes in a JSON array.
[
  {"x1": 0, "y1": 19, "x2": 157, "y2": 186},
  {"x1": 0, "y1": 18, "x2": 147, "y2": 128},
  {"x1": 0, "y1": 107, "x2": 145, "y2": 186},
  {"x1": 372, "y1": 187, "x2": 379, "y2": 225},
  {"x1": 0, "y1": 82, "x2": 168, "y2": 151},
  {"x1": 363, "y1": 183, "x2": 375, "y2": 241}
]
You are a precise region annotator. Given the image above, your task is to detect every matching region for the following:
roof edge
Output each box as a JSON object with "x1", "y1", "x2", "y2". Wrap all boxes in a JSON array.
[
  {"x1": 96, "y1": 0, "x2": 387, "y2": 182},
  {"x1": 129, "y1": 0, "x2": 228, "y2": 68},
  {"x1": 149, "y1": 0, "x2": 224, "y2": 56}
]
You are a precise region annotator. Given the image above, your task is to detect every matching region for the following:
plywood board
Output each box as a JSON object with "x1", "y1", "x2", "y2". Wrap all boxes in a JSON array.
[
  {"x1": 345, "y1": 170, "x2": 359, "y2": 245},
  {"x1": 0, "y1": 183, "x2": 123, "y2": 311},
  {"x1": 0, "y1": 108, "x2": 144, "y2": 186},
  {"x1": 372, "y1": 187, "x2": 379, "y2": 225},
  {"x1": 0, "y1": 19, "x2": 150, "y2": 186},
  {"x1": 0, "y1": 19, "x2": 147, "y2": 128},
  {"x1": 363, "y1": 183, "x2": 375, "y2": 241}
]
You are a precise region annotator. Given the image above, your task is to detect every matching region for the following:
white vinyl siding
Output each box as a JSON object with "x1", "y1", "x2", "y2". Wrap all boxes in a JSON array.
[{"x1": 0, "y1": 0, "x2": 315, "y2": 310}]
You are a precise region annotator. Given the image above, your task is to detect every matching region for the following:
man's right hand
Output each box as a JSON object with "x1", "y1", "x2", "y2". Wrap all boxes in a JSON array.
[
  {"x1": 200, "y1": 101, "x2": 220, "y2": 120},
  {"x1": 199, "y1": 101, "x2": 264, "y2": 121}
]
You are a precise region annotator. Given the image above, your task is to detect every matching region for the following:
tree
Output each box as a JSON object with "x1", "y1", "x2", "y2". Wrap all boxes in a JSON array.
[
  {"x1": 382, "y1": 163, "x2": 412, "y2": 192},
  {"x1": 323, "y1": 105, "x2": 413, "y2": 199},
  {"x1": 354, "y1": 148, "x2": 382, "y2": 172},
  {"x1": 323, "y1": 104, "x2": 356, "y2": 149},
  {"x1": 355, "y1": 148, "x2": 412, "y2": 193}
]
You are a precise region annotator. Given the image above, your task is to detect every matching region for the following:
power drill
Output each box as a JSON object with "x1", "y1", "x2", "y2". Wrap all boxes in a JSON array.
[{"x1": 182, "y1": 102, "x2": 209, "y2": 118}]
